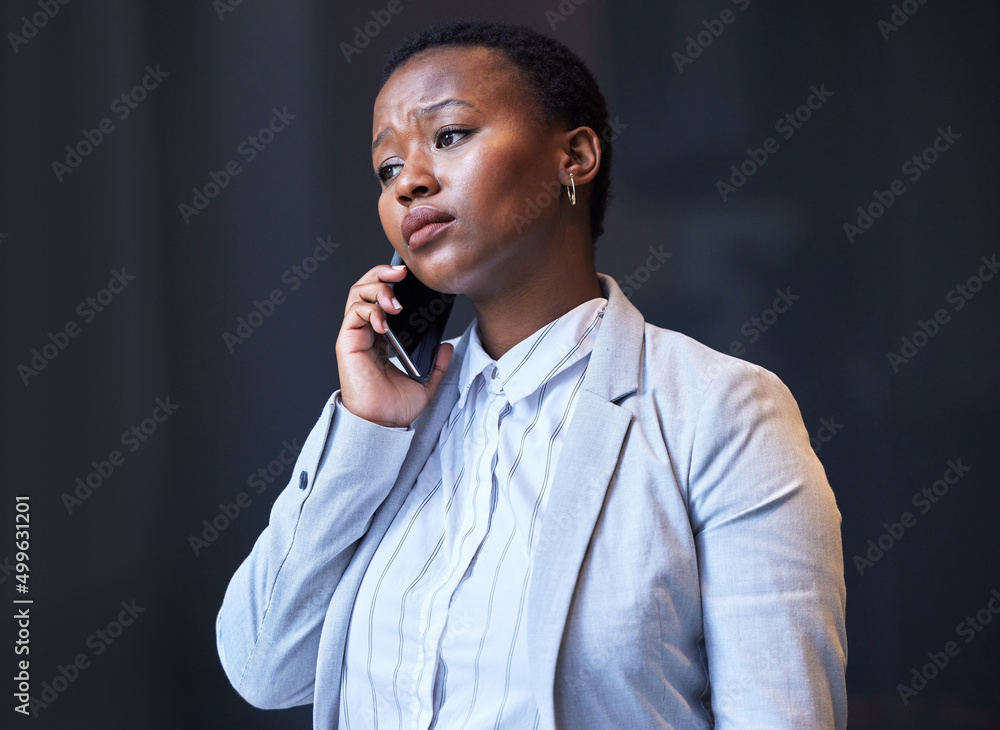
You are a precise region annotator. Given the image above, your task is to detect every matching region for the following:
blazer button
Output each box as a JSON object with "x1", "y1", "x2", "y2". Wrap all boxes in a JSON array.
[{"x1": 299, "y1": 470, "x2": 308, "y2": 489}]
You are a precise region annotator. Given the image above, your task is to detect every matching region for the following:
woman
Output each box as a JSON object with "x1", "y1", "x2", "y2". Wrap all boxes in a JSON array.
[{"x1": 217, "y1": 19, "x2": 847, "y2": 729}]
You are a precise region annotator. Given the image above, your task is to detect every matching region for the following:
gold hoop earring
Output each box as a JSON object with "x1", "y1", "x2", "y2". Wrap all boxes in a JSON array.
[{"x1": 567, "y1": 173, "x2": 577, "y2": 206}]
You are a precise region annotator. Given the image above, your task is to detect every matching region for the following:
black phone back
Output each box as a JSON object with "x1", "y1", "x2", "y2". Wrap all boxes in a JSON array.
[{"x1": 384, "y1": 250, "x2": 456, "y2": 381}]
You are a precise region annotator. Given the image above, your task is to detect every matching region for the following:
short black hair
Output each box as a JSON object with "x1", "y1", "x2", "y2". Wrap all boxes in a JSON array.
[{"x1": 382, "y1": 19, "x2": 613, "y2": 244}]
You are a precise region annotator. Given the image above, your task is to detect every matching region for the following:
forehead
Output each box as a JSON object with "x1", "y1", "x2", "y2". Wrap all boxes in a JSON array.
[{"x1": 372, "y1": 46, "x2": 534, "y2": 133}]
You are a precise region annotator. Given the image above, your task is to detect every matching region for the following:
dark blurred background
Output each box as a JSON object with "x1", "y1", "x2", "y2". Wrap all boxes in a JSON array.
[{"x1": 1, "y1": 1, "x2": 998, "y2": 728}]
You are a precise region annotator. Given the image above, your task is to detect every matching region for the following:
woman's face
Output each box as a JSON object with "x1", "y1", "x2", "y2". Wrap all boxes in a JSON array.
[{"x1": 372, "y1": 46, "x2": 568, "y2": 298}]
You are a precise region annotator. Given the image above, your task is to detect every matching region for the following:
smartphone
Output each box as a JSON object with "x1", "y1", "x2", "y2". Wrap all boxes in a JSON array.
[{"x1": 382, "y1": 250, "x2": 456, "y2": 382}]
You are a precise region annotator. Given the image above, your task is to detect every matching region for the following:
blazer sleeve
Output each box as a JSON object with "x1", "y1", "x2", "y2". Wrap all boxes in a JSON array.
[
  {"x1": 215, "y1": 391, "x2": 415, "y2": 709},
  {"x1": 687, "y1": 360, "x2": 847, "y2": 729}
]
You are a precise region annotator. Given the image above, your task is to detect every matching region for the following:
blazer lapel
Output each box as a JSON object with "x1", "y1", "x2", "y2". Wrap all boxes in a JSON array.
[
  {"x1": 358, "y1": 320, "x2": 475, "y2": 552},
  {"x1": 356, "y1": 324, "x2": 472, "y2": 550},
  {"x1": 315, "y1": 326, "x2": 472, "y2": 730},
  {"x1": 527, "y1": 273, "x2": 646, "y2": 729}
]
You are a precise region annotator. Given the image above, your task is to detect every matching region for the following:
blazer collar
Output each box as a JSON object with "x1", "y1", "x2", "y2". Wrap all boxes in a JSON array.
[{"x1": 438, "y1": 272, "x2": 645, "y2": 406}]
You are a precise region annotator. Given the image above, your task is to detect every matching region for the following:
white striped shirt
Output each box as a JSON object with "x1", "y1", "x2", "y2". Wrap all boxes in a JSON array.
[{"x1": 339, "y1": 296, "x2": 608, "y2": 730}]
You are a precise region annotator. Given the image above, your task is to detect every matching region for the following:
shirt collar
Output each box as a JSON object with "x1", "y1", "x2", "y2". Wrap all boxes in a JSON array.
[{"x1": 456, "y1": 296, "x2": 608, "y2": 409}]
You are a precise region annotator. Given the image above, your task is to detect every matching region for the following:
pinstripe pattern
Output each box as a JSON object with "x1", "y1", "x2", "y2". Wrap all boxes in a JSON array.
[{"x1": 340, "y1": 297, "x2": 607, "y2": 729}]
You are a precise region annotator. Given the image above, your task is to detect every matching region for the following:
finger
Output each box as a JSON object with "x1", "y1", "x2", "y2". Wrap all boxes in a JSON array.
[
  {"x1": 349, "y1": 280, "x2": 404, "y2": 316},
  {"x1": 344, "y1": 265, "x2": 406, "y2": 317},
  {"x1": 343, "y1": 300, "x2": 389, "y2": 337},
  {"x1": 350, "y1": 264, "x2": 408, "y2": 298}
]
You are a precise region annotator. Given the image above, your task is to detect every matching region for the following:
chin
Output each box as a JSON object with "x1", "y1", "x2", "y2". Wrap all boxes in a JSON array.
[
  {"x1": 405, "y1": 241, "x2": 466, "y2": 292},
  {"x1": 414, "y1": 266, "x2": 464, "y2": 296}
]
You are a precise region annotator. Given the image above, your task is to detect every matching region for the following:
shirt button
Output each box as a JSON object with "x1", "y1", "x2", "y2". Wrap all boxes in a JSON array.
[{"x1": 299, "y1": 470, "x2": 308, "y2": 489}]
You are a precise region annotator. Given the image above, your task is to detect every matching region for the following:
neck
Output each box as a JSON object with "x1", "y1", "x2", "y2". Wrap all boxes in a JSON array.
[{"x1": 470, "y1": 243, "x2": 604, "y2": 361}]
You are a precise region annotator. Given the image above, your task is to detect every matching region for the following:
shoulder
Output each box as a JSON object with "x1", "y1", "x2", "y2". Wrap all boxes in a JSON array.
[
  {"x1": 637, "y1": 322, "x2": 796, "y2": 417},
  {"x1": 630, "y1": 321, "x2": 817, "y2": 494},
  {"x1": 633, "y1": 322, "x2": 834, "y2": 537}
]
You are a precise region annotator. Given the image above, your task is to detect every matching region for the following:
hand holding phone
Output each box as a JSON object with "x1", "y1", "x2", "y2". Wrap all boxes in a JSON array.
[
  {"x1": 382, "y1": 251, "x2": 456, "y2": 383},
  {"x1": 335, "y1": 257, "x2": 455, "y2": 429}
]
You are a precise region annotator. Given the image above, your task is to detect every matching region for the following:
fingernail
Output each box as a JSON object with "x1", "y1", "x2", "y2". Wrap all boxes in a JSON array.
[
  {"x1": 391, "y1": 297, "x2": 402, "y2": 310},
  {"x1": 391, "y1": 264, "x2": 405, "y2": 270}
]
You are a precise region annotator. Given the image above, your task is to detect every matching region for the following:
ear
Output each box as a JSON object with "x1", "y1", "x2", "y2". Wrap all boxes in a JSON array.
[{"x1": 558, "y1": 126, "x2": 602, "y2": 188}]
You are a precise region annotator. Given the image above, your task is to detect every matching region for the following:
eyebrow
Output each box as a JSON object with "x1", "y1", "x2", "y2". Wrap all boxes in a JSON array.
[{"x1": 371, "y1": 98, "x2": 479, "y2": 154}]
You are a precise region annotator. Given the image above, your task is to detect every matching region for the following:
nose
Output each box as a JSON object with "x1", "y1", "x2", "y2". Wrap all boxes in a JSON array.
[{"x1": 394, "y1": 149, "x2": 439, "y2": 205}]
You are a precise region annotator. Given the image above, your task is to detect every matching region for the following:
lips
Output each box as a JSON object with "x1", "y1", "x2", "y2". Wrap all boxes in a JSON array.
[{"x1": 401, "y1": 206, "x2": 455, "y2": 249}]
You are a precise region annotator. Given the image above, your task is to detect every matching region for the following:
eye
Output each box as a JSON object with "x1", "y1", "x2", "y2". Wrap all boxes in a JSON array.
[
  {"x1": 436, "y1": 126, "x2": 470, "y2": 148},
  {"x1": 375, "y1": 162, "x2": 403, "y2": 184}
]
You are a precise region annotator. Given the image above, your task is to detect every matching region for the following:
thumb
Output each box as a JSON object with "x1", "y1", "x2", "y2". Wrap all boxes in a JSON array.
[{"x1": 423, "y1": 342, "x2": 454, "y2": 394}]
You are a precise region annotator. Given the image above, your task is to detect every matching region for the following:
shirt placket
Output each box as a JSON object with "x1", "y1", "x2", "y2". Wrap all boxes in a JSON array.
[{"x1": 411, "y1": 368, "x2": 508, "y2": 729}]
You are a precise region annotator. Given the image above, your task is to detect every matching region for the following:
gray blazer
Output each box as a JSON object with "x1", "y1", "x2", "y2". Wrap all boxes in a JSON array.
[{"x1": 217, "y1": 273, "x2": 847, "y2": 729}]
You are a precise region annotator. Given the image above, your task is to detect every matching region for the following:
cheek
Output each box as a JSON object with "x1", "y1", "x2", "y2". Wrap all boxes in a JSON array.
[
  {"x1": 465, "y1": 148, "x2": 547, "y2": 225},
  {"x1": 378, "y1": 193, "x2": 400, "y2": 241}
]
